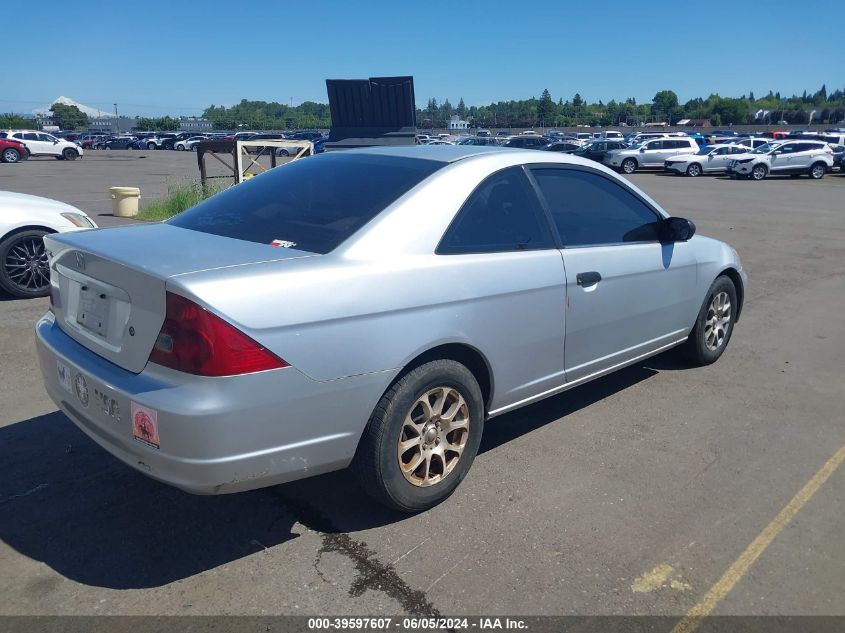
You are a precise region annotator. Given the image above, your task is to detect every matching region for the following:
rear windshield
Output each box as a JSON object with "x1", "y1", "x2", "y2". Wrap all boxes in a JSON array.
[{"x1": 170, "y1": 153, "x2": 445, "y2": 254}]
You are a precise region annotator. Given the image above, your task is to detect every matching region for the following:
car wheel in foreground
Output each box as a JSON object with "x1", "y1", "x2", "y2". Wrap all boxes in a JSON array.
[
  {"x1": 809, "y1": 162, "x2": 826, "y2": 179},
  {"x1": 751, "y1": 164, "x2": 767, "y2": 180},
  {"x1": 353, "y1": 359, "x2": 484, "y2": 512},
  {"x1": 147, "y1": 143, "x2": 156, "y2": 150},
  {"x1": 176, "y1": 144, "x2": 185, "y2": 151},
  {"x1": 686, "y1": 163, "x2": 702, "y2": 177},
  {"x1": 1, "y1": 148, "x2": 21, "y2": 163},
  {"x1": 62, "y1": 148, "x2": 79, "y2": 160},
  {"x1": 621, "y1": 158, "x2": 637, "y2": 174},
  {"x1": 683, "y1": 275, "x2": 737, "y2": 366},
  {"x1": 0, "y1": 229, "x2": 51, "y2": 298}
]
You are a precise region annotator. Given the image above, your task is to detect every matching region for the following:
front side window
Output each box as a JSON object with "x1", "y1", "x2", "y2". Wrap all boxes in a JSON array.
[
  {"x1": 38, "y1": 133, "x2": 56, "y2": 142},
  {"x1": 438, "y1": 167, "x2": 554, "y2": 254},
  {"x1": 645, "y1": 141, "x2": 663, "y2": 150},
  {"x1": 531, "y1": 168, "x2": 662, "y2": 248}
]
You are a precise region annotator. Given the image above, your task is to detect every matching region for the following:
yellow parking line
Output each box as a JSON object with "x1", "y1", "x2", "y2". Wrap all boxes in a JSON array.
[{"x1": 671, "y1": 442, "x2": 845, "y2": 633}]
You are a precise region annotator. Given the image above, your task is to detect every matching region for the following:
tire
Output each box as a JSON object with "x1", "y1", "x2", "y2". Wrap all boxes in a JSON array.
[
  {"x1": 683, "y1": 276, "x2": 738, "y2": 366},
  {"x1": 621, "y1": 158, "x2": 637, "y2": 174},
  {"x1": 62, "y1": 148, "x2": 78, "y2": 160},
  {"x1": 1, "y1": 148, "x2": 21, "y2": 163},
  {"x1": 750, "y1": 164, "x2": 767, "y2": 180},
  {"x1": 686, "y1": 163, "x2": 702, "y2": 177},
  {"x1": 147, "y1": 143, "x2": 156, "y2": 150},
  {"x1": 277, "y1": 149, "x2": 290, "y2": 157},
  {"x1": 809, "y1": 162, "x2": 826, "y2": 180},
  {"x1": 0, "y1": 229, "x2": 51, "y2": 298},
  {"x1": 176, "y1": 144, "x2": 185, "y2": 151},
  {"x1": 353, "y1": 359, "x2": 484, "y2": 512}
]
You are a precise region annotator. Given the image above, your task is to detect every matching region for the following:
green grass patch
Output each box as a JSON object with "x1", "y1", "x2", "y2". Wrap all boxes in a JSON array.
[{"x1": 137, "y1": 181, "x2": 226, "y2": 221}]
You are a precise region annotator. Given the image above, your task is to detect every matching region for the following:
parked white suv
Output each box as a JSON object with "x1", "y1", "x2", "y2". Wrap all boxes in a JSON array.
[
  {"x1": 726, "y1": 140, "x2": 834, "y2": 180},
  {"x1": 1, "y1": 130, "x2": 83, "y2": 160},
  {"x1": 664, "y1": 144, "x2": 751, "y2": 176},
  {"x1": 604, "y1": 136, "x2": 700, "y2": 173}
]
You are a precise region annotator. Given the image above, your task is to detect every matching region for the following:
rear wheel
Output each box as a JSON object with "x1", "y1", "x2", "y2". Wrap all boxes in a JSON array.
[
  {"x1": 683, "y1": 276, "x2": 737, "y2": 366},
  {"x1": 63, "y1": 148, "x2": 78, "y2": 160},
  {"x1": 0, "y1": 230, "x2": 51, "y2": 298},
  {"x1": 621, "y1": 158, "x2": 637, "y2": 174},
  {"x1": 751, "y1": 164, "x2": 767, "y2": 180},
  {"x1": 686, "y1": 163, "x2": 702, "y2": 177},
  {"x1": 353, "y1": 359, "x2": 484, "y2": 512},
  {"x1": 809, "y1": 162, "x2": 826, "y2": 179},
  {"x1": 1, "y1": 148, "x2": 21, "y2": 163}
]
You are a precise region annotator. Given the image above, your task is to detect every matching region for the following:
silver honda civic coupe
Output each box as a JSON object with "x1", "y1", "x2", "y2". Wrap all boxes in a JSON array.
[{"x1": 35, "y1": 146, "x2": 746, "y2": 511}]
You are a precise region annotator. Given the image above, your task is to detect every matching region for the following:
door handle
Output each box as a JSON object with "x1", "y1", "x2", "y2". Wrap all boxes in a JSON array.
[{"x1": 576, "y1": 271, "x2": 602, "y2": 286}]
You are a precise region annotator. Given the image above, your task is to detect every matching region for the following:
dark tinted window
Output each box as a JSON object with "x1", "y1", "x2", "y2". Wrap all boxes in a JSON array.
[
  {"x1": 531, "y1": 168, "x2": 662, "y2": 247},
  {"x1": 438, "y1": 167, "x2": 554, "y2": 254},
  {"x1": 645, "y1": 140, "x2": 663, "y2": 150},
  {"x1": 170, "y1": 154, "x2": 444, "y2": 254},
  {"x1": 779, "y1": 143, "x2": 799, "y2": 154}
]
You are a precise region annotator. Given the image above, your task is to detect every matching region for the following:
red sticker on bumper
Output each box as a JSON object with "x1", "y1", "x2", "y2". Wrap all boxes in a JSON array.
[{"x1": 131, "y1": 402, "x2": 160, "y2": 449}]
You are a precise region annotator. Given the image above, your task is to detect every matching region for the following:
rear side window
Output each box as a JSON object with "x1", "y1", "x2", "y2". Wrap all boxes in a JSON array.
[
  {"x1": 531, "y1": 168, "x2": 662, "y2": 247},
  {"x1": 170, "y1": 154, "x2": 444, "y2": 254},
  {"x1": 437, "y1": 167, "x2": 554, "y2": 254}
]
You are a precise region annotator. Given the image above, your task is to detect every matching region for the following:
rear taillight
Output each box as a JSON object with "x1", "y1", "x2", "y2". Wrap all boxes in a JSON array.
[{"x1": 148, "y1": 292, "x2": 288, "y2": 376}]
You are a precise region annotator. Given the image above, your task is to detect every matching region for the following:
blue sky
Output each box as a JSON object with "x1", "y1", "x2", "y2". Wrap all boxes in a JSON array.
[{"x1": 3, "y1": 0, "x2": 843, "y2": 116}]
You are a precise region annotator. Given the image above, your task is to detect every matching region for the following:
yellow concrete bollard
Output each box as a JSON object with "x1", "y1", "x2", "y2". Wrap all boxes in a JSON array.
[{"x1": 110, "y1": 186, "x2": 141, "y2": 217}]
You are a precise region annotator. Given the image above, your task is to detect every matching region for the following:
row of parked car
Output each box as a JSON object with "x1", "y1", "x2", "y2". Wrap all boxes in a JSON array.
[
  {"x1": 68, "y1": 130, "x2": 328, "y2": 156},
  {"x1": 424, "y1": 128, "x2": 845, "y2": 181}
]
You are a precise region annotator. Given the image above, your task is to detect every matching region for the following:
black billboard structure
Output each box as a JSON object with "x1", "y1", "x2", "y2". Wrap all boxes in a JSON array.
[{"x1": 323, "y1": 76, "x2": 417, "y2": 150}]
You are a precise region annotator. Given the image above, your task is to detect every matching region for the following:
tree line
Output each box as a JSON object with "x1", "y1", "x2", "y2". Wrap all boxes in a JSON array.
[{"x1": 2, "y1": 85, "x2": 843, "y2": 132}]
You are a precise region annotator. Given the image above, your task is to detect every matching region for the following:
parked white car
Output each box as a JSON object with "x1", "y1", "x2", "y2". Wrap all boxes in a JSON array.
[
  {"x1": 726, "y1": 140, "x2": 834, "y2": 180},
  {"x1": 724, "y1": 137, "x2": 770, "y2": 150},
  {"x1": 664, "y1": 144, "x2": 752, "y2": 176},
  {"x1": 2, "y1": 130, "x2": 84, "y2": 160},
  {"x1": 604, "y1": 137, "x2": 700, "y2": 173},
  {"x1": 175, "y1": 136, "x2": 208, "y2": 151},
  {"x1": 0, "y1": 191, "x2": 97, "y2": 297}
]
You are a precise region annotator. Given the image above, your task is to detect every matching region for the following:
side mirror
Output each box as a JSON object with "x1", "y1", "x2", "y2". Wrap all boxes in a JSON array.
[{"x1": 660, "y1": 217, "x2": 696, "y2": 243}]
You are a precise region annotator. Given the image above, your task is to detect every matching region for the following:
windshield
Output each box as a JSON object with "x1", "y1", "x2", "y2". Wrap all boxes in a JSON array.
[
  {"x1": 752, "y1": 143, "x2": 779, "y2": 154},
  {"x1": 170, "y1": 154, "x2": 445, "y2": 254}
]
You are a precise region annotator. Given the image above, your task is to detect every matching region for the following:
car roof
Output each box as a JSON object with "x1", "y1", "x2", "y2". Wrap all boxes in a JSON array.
[{"x1": 349, "y1": 145, "x2": 509, "y2": 162}]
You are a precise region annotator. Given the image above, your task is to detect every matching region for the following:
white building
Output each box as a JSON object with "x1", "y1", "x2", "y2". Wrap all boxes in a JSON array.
[
  {"x1": 447, "y1": 114, "x2": 469, "y2": 130},
  {"x1": 179, "y1": 117, "x2": 214, "y2": 132}
]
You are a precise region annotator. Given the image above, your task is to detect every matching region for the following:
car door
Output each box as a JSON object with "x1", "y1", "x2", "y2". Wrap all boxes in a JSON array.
[
  {"x1": 437, "y1": 166, "x2": 567, "y2": 409},
  {"x1": 38, "y1": 133, "x2": 62, "y2": 155},
  {"x1": 639, "y1": 140, "x2": 666, "y2": 166},
  {"x1": 529, "y1": 165, "x2": 699, "y2": 382},
  {"x1": 769, "y1": 142, "x2": 798, "y2": 172},
  {"x1": 704, "y1": 146, "x2": 732, "y2": 171}
]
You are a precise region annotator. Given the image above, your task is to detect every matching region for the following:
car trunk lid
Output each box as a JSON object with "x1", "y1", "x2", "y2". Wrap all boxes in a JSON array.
[{"x1": 45, "y1": 223, "x2": 314, "y2": 373}]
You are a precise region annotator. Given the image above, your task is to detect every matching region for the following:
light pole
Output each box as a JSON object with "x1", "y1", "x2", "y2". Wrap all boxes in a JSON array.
[{"x1": 114, "y1": 103, "x2": 119, "y2": 134}]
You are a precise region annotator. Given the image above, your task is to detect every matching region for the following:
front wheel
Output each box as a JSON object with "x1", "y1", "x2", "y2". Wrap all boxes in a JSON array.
[
  {"x1": 621, "y1": 158, "x2": 637, "y2": 174},
  {"x1": 63, "y1": 148, "x2": 79, "y2": 160},
  {"x1": 176, "y1": 144, "x2": 185, "y2": 151},
  {"x1": 683, "y1": 276, "x2": 737, "y2": 366},
  {"x1": 0, "y1": 229, "x2": 51, "y2": 298},
  {"x1": 353, "y1": 359, "x2": 484, "y2": 512},
  {"x1": 686, "y1": 163, "x2": 702, "y2": 177},
  {"x1": 751, "y1": 164, "x2": 767, "y2": 180}
]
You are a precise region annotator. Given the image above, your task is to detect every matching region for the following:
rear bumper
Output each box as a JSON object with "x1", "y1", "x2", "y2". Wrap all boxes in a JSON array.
[{"x1": 35, "y1": 314, "x2": 393, "y2": 494}]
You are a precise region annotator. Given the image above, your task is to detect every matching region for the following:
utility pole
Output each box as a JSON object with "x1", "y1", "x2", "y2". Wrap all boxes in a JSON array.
[{"x1": 114, "y1": 103, "x2": 119, "y2": 134}]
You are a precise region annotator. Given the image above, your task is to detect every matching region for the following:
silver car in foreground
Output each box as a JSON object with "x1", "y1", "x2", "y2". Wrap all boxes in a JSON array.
[{"x1": 35, "y1": 146, "x2": 746, "y2": 511}]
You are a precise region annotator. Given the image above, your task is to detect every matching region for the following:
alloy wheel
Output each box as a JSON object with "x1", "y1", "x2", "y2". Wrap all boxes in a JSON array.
[
  {"x1": 4, "y1": 235, "x2": 49, "y2": 293},
  {"x1": 704, "y1": 291, "x2": 731, "y2": 351},
  {"x1": 811, "y1": 164, "x2": 825, "y2": 179},
  {"x1": 752, "y1": 165, "x2": 766, "y2": 180},
  {"x1": 687, "y1": 164, "x2": 701, "y2": 177},
  {"x1": 2, "y1": 149, "x2": 19, "y2": 163},
  {"x1": 397, "y1": 386, "x2": 470, "y2": 487}
]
